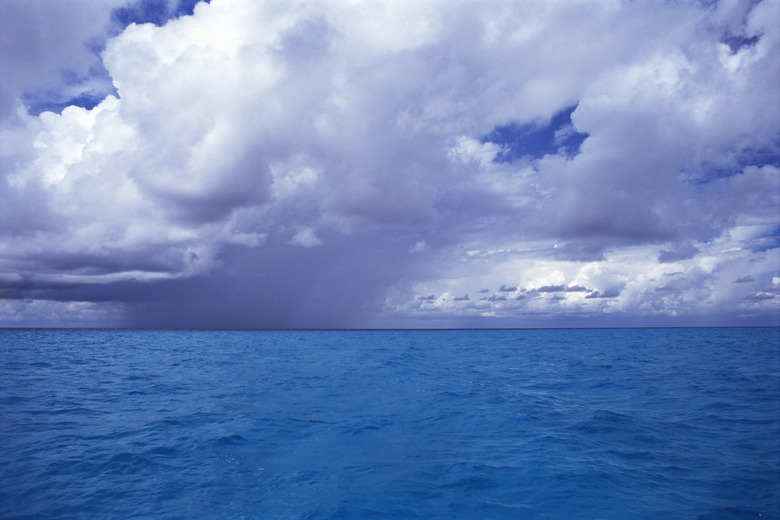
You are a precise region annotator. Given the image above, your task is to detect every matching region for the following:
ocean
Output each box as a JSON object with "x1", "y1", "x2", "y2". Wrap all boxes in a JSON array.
[{"x1": 1, "y1": 328, "x2": 778, "y2": 519}]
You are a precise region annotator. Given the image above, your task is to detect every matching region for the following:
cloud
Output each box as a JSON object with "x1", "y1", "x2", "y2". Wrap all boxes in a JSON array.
[
  {"x1": 1, "y1": 0, "x2": 779, "y2": 327},
  {"x1": 0, "y1": 0, "x2": 203, "y2": 119},
  {"x1": 290, "y1": 227, "x2": 323, "y2": 248},
  {"x1": 0, "y1": 298, "x2": 125, "y2": 328},
  {"x1": 585, "y1": 288, "x2": 622, "y2": 300},
  {"x1": 410, "y1": 240, "x2": 429, "y2": 253},
  {"x1": 537, "y1": 285, "x2": 566, "y2": 293},
  {"x1": 658, "y1": 244, "x2": 700, "y2": 263},
  {"x1": 0, "y1": 0, "x2": 120, "y2": 119}
]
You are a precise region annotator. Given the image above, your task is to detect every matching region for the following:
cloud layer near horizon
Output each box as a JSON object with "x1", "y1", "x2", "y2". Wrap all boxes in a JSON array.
[{"x1": 1, "y1": 0, "x2": 778, "y2": 327}]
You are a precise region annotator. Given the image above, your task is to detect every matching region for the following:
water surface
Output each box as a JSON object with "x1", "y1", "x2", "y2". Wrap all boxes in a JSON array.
[{"x1": 1, "y1": 328, "x2": 778, "y2": 519}]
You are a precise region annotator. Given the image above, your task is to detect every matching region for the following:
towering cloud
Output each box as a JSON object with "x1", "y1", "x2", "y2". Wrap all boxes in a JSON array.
[{"x1": 1, "y1": 0, "x2": 778, "y2": 327}]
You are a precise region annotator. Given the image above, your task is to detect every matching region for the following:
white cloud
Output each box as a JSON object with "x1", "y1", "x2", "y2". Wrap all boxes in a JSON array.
[
  {"x1": 290, "y1": 227, "x2": 323, "y2": 248},
  {"x1": 410, "y1": 240, "x2": 429, "y2": 253},
  {"x1": 383, "y1": 227, "x2": 780, "y2": 324},
  {"x1": 0, "y1": 0, "x2": 778, "y2": 327}
]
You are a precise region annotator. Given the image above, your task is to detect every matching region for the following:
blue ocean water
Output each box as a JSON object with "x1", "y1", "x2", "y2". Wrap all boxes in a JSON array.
[{"x1": 0, "y1": 328, "x2": 778, "y2": 519}]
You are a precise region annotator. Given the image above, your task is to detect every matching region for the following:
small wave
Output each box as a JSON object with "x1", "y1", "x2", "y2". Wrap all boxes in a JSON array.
[{"x1": 213, "y1": 434, "x2": 249, "y2": 446}]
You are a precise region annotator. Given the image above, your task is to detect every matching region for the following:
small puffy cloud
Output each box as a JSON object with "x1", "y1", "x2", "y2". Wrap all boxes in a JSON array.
[
  {"x1": 290, "y1": 227, "x2": 323, "y2": 248},
  {"x1": 410, "y1": 240, "x2": 429, "y2": 253}
]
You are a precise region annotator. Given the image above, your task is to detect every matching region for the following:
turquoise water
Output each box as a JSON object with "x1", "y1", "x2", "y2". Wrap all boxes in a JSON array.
[{"x1": 1, "y1": 328, "x2": 778, "y2": 519}]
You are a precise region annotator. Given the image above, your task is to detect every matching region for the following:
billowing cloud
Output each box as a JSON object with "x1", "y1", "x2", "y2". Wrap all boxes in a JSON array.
[{"x1": 1, "y1": 0, "x2": 778, "y2": 328}]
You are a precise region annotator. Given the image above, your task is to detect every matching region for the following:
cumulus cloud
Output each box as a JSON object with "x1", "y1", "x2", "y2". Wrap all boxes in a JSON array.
[
  {"x1": 290, "y1": 227, "x2": 323, "y2": 248},
  {"x1": 1, "y1": 0, "x2": 778, "y2": 327},
  {"x1": 410, "y1": 240, "x2": 429, "y2": 253}
]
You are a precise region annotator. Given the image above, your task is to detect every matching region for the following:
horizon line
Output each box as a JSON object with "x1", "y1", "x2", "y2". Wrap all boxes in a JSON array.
[{"x1": 1, "y1": 325, "x2": 777, "y2": 332}]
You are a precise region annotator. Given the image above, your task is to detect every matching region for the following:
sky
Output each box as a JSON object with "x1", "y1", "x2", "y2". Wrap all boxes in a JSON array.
[{"x1": 0, "y1": 0, "x2": 778, "y2": 329}]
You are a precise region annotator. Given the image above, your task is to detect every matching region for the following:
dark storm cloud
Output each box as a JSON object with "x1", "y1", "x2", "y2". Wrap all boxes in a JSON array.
[
  {"x1": 123, "y1": 233, "x2": 425, "y2": 329},
  {"x1": 27, "y1": 247, "x2": 196, "y2": 276}
]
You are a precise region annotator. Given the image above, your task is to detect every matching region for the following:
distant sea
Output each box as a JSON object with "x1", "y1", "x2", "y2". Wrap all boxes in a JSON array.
[{"x1": 1, "y1": 328, "x2": 778, "y2": 519}]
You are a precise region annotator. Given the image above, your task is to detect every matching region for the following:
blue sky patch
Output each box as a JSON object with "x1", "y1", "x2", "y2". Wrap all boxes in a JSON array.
[
  {"x1": 25, "y1": 91, "x2": 108, "y2": 115},
  {"x1": 722, "y1": 34, "x2": 760, "y2": 54},
  {"x1": 483, "y1": 105, "x2": 588, "y2": 163},
  {"x1": 24, "y1": 68, "x2": 117, "y2": 115},
  {"x1": 752, "y1": 226, "x2": 780, "y2": 253},
  {"x1": 678, "y1": 145, "x2": 780, "y2": 184},
  {"x1": 113, "y1": 0, "x2": 209, "y2": 28},
  {"x1": 739, "y1": 146, "x2": 780, "y2": 169}
]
